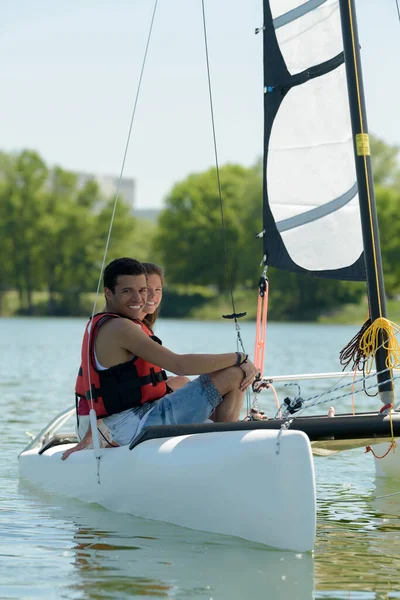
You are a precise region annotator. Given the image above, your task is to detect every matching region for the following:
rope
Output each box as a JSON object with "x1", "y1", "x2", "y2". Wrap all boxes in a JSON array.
[
  {"x1": 396, "y1": 0, "x2": 400, "y2": 22},
  {"x1": 339, "y1": 316, "x2": 400, "y2": 399},
  {"x1": 339, "y1": 318, "x2": 371, "y2": 371},
  {"x1": 359, "y1": 317, "x2": 400, "y2": 372},
  {"x1": 200, "y1": 0, "x2": 246, "y2": 354},
  {"x1": 365, "y1": 442, "x2": 396, "y2": 459},
  {"x1": 339, "y1": 318, "x2": 378, "y2": 398},
  {"x1": 86, "y1": 0, "x2": 159, "y2": 417},
  {"x1": 254, "y1": 276, "x2": 268, "y2": 375}
]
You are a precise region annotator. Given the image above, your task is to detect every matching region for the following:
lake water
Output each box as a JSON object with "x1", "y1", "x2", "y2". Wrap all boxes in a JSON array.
[{"x1": 1, "y1": 317, "x2": 400, "y2": 599}]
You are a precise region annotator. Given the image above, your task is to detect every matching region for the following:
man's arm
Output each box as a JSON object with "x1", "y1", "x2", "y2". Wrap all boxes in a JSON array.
[{"x1": 101, "y1": 318, "x2": 246, "y2": 376}]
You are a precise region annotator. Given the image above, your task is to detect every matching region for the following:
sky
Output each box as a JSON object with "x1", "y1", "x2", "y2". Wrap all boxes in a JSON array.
[{"x1": 1, "y1": 0, "x2": 399, "y2": 209}]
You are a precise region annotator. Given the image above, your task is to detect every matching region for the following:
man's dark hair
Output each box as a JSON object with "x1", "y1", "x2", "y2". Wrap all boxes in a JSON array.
[{"x1": 104, "y1": 258, "x2": 146, "y2": 292}]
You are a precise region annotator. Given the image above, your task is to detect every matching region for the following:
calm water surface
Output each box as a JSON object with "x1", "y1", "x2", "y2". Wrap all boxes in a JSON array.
[{"x1": 1, "y1": 317, "x2": 400, "y2": 599}]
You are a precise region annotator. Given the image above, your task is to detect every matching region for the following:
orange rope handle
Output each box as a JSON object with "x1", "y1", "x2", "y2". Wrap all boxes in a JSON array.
[
  {"x1": 365, "y1": 442, "x2": 396, "y2": 459},
  {"x1": 254, "y1": 293, "x2": 262, "y2": 370},
  {"x1": 254, "y1": 281, "x2": 269, "y2": 376}
]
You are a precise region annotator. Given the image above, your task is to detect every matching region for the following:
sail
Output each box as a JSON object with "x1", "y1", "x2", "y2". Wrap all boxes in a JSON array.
[{"x1": 262, "y1": 0, "x2": 366, "y2": 280}]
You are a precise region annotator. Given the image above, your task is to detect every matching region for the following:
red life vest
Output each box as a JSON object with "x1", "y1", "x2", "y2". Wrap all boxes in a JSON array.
[{"x1": 75, "y1": 312, "x2": 168, "y2": 418}]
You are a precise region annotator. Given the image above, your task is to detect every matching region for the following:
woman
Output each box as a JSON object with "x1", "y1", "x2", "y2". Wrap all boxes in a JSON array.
[
  {"x1": 62, "y1": 262, "x2": 188, "y2": 459},
  {"x1": 141, "y1": 262, "x2": 189, "y2": 392}
]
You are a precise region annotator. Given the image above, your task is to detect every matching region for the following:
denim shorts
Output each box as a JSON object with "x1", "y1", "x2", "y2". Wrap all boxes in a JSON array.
[
  {"x1": 145, "y1": 373, "x2": 222, "y2": 428},
  {"x1": 103, "y1": 373, "x2": 222, "y2": 446}
]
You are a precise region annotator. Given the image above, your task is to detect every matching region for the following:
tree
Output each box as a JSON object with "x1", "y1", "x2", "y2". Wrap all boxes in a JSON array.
[
  {"x1": 376, "y1": 185, "x2": 400, "y2": 297},
  {"x1": 154, "y1": 164, "x2": 263, "y2": 292},
  {"x1": 370, "y1": 134, "x2": 400, "y2": 187},
  {"x1": 1, "y1": 150, "x2": 48, "y2": 313},
  {"x1": 37, "y1": 169, "x2": 101, "y2": 314},
  {"x1": 0, "y1": 153, "x2": 15, "y2": 312}
]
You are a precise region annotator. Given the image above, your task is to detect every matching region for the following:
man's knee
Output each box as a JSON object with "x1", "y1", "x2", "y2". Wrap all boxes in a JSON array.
[{"x1": 210, "y1": 366, "x2": 242, "y2": 396}]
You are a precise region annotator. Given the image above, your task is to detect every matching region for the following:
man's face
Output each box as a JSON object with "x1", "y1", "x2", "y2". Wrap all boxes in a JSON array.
[{"x1": 105, "y1": 274, "x2": 147, "y2": 320}]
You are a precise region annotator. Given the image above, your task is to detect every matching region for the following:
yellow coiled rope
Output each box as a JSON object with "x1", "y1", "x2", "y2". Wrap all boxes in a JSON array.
[{"x1": 359, "y1": 317, "x2": 400, "y2": 374}]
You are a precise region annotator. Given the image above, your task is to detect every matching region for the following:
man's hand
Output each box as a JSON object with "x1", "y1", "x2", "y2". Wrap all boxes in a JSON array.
[{"x1": 239, "y1": 359, "x2": 259, "y2": 392}]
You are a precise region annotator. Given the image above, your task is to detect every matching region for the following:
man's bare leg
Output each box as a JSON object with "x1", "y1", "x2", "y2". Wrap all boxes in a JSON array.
[{"x1": 210, "y1": 367, "x2": 245, "y2": 422}]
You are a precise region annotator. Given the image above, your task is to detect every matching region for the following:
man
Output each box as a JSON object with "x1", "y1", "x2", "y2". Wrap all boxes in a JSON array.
[{"x1": 68, "y1": 257, "x2": 258, "y2": 453}]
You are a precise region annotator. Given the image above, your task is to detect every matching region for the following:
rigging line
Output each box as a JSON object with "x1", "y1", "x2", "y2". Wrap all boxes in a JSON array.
[
  {"x1": 301, "y1": 365, "x2": 394, "y2": 408},
  {"x1": 274, "y1": 365, "x2": 400, "y2": 419},
  {"x1": 396, "y1": 0, "x2": 400, "y2": 22},
  {"x1": 87, "y1": 0, "x2": 159, "y2": 412},
  {"x1": 347, "y1": 0, "x2": 383, "y2": 318},
  {"x1": 303, "y1": 373, "x2": 400, "y2": 413},
  {"x1": 200, "y1": 0, "x2": 240, "y2": 327},
  {"x1": 274, "y1": 373, "x2": 398, "y2": 419}
]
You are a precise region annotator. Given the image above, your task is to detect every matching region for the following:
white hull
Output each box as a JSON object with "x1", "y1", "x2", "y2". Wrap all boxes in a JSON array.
[
  {"x1": 371, "y1": 440, "x2": 400, "y2": 479},
  {"x1": 19, "y1": 427, "x2": 316, "y2": 552}
]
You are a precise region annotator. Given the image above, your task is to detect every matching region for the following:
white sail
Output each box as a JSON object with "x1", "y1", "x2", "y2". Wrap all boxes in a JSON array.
[{"x1": 263, "y1": 0, "x2": 364, "y2": 278}]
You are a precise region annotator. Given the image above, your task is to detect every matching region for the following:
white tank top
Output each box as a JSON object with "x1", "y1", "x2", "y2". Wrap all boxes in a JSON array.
[{"x1": 94, "y1": 348, "x2": 107, "y2": 371}]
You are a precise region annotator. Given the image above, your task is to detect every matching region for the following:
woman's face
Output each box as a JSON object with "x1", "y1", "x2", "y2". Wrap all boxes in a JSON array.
[{"x1": 145, "y1": 273, "x2": 163, "y2": 314}]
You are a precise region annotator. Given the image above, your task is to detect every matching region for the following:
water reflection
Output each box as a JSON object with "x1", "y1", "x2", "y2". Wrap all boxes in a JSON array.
[
  {"x1": 315, "y1": 475, "x2": 400, "y2": 599},
  {"x1": 18, "y1": 482, "x2": 314, "y2": 599}
]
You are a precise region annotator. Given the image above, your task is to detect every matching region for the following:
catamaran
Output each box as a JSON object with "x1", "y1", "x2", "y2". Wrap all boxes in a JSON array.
[{"x1": 18, "y1": 0, "x2": 400, "y2": 552}]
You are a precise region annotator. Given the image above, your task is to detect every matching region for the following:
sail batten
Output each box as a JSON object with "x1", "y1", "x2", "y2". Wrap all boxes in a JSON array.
[
  {"x1": 262, "y1": 0, "x2": 365, "y2": 280},
  {"x1": 277, "y1": 183, "x2": 357, "y2": 233},
  {"x1": 273, "y1": 0, "x2": 329, "y2": 30}
]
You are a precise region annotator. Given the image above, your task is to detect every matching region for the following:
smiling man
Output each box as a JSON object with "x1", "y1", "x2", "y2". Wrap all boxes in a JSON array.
[{"x1": 74, "y1": 257, "x2": 258, "y2": 448}]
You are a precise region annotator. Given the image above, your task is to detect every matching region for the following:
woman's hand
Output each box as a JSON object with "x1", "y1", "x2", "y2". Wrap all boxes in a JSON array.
[{"x1": 238, "y1": 359, "x2": 259, "y2": 392}]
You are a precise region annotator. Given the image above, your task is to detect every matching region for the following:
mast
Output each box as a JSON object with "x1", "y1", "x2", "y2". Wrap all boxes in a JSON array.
[{"x1": 338, "y1": 0, "x2": 393, "y2": 404}]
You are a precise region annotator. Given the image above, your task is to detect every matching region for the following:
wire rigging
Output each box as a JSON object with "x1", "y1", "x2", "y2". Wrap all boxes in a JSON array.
[
  {"x1": 86, "y1": 0, "x2": 159, "y2": 435},
  {"x1": 395, "y1": 0, "x2": 400, "y2": 23},
  {"x1": 200, "y1": 0, "x2": 246, "y2": 354},
  {"x1": 88, "y1": 0, "x2": 159, "y2": 328}
]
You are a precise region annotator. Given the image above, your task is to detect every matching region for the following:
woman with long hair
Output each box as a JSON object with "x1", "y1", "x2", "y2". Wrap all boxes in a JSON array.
[
  {"x1": 141, "y1": 262, "x2": 189, "y2": 392},
  {"x1": 141, "y1": 262, "x2": 163, "y2": 330}
]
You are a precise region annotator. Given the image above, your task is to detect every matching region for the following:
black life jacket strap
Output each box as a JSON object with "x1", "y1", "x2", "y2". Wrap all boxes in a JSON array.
[
  {"x1": 130, "y1": 368, "x2": 168, "y2": 388},
  {"x1": 85, "y1": 384, "x2": 102, "y2": 402},
  {"x1": 87, "y1": 369, "x2": 168, "y2": 400}
]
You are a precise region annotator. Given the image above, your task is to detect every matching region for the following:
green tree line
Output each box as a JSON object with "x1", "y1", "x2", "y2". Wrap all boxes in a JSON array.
[
  {"x1": 0, "y1": 150, "x2": 155, "y2": 315},
  {"x1": 0, "y1": 136, "x2": 399, "y2": 320}
]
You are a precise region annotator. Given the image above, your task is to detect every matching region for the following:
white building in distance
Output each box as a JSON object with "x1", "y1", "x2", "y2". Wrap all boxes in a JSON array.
[{"x1": 75, "y1": 172, "x2": 135, "y2": 210}]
